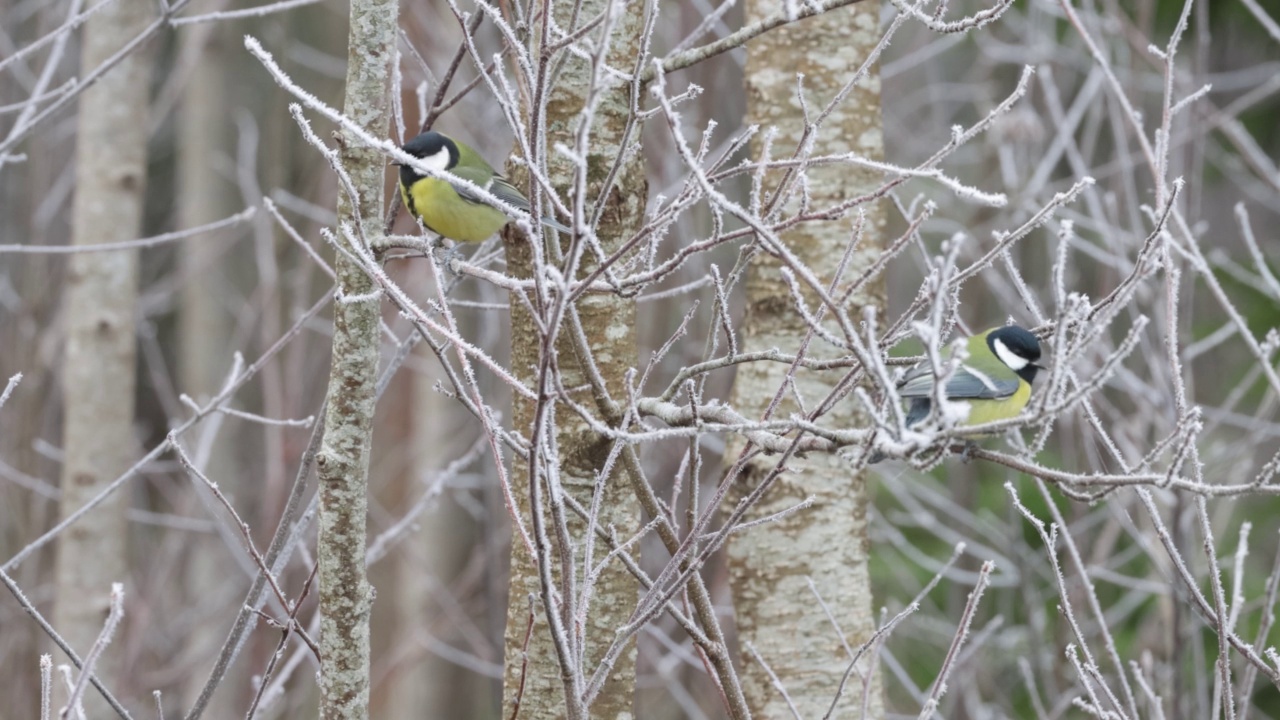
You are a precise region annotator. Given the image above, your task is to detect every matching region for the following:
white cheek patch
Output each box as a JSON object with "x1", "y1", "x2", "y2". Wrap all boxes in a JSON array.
[
  {"x1": 993, "y1": 338, "x2": 1028, "y2": 371},
  {"x1": 420, "y1": 148, "x2": 450, "y2": 173}
]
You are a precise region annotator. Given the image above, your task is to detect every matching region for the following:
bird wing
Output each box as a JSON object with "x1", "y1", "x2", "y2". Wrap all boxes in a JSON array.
[
  {"x1": 448, "y1": 167, "x2": 570, "y2": 232},
  {"x1": 487, "y1": 175, "x2": 534, "y2": 214},
  {"x1": 897, "y1": 362, "x2": 1020, "y2": 400},
  {"x1": 448, "y1": 166, "x2": 532, "y2": 215}
]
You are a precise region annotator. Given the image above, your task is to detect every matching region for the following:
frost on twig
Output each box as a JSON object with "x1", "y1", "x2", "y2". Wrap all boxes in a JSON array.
[
  {"x1": 3, "y1": 0, "x2": 1280, "y2": 717},
  {"x1": 59, "y1": 584, "x2": 124, "y2": 720}
]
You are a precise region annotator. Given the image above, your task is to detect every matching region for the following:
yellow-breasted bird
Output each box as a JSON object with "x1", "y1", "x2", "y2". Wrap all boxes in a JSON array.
[
  {"x1": 871, "y1": 325, "x2": 1044, "y2": 462},
  {"x1": 396, "y1": 131, "x2": 568, "y2": 242}
]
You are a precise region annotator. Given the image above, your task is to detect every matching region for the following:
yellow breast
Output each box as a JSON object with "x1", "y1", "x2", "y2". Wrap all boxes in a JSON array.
[
  {"x1": 401, "y1": 178, "x2": 509, "y2": 243},
  {"x1": 956, "y1": 379, "x2": 1032, "y2": 431}
]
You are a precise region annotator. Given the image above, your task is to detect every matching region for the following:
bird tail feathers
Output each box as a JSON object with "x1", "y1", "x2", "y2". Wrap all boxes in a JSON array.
[{"x1": 541, "y1": 215, "x2": 571, "y2": 233}]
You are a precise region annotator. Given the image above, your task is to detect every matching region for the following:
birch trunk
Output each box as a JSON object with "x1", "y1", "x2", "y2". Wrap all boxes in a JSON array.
[
  {"x1": 54, "y1": 0, "x2": 153, "y2": 713},
  {"x1": 315, "y1": 0, "x2": 396, "y2": 716},
  {"x1": 500, "y1": 4, "x2": 646, "y2": 717},
  {"x1": 728, "y1": 2, "x2": 885, "y2": 716}
]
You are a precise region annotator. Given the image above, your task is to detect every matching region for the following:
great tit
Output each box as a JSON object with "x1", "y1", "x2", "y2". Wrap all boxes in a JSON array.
[
  {"x1": 871, "y1": 325, "x2": 1044, "y2": 462},
  {"x1": 396, "y1": 131, "x2": 568, "y2": 243}
]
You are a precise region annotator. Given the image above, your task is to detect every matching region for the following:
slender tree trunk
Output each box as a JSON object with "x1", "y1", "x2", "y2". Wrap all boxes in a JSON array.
[
  {"x1": 500, "y1": 4, "x2": 647, "y2": 717},
  {"x1": 315, "y1": 0, "x2": 396, "y2": 716},
  {"x1": 0, "y1": 13, "x2": 67, "y2": 716},
  {"x1": 54, "y1": 0, "x2": 153, "y2": 713},
  {"x1": 176, "y1": 19, "x2": 240, "y2": 708},
  {"x1": 727, "y1": 2, "x2": 885, "y2": 717},
  {"x1": 178, "y1": 22, "x2": 232, "y2": 402},
  {"x1": 384, "y1": 360, "x2": 474, "y2": 716}
]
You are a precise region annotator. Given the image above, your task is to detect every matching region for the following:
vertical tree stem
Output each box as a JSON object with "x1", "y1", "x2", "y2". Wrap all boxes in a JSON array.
[
  {"x1": 316, "y1": 0, "x2": 397, "y2": 717},
  {"x1": 727, "y1": 1, "x2": 886, "y2": 717},
  {"x1": 55, "y1": 0, "x2": 153, "y2": 714}
]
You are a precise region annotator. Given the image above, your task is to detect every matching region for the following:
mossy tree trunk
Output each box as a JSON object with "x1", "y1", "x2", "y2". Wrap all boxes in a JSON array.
[
  {"x1": 499, "y1": 3, "x2": 647, "y2": 718},
  {"x1": 315, "y1": 0, "x2": 397, "y2": 717}
]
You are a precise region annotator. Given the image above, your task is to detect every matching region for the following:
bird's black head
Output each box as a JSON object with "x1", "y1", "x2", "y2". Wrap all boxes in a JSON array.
[
  {"x1": 398, "y1": 132, "x2": 458, "y2": 186},
  {"x1": 987, "y1": 325, "x2": 1043, "y2": 384}
]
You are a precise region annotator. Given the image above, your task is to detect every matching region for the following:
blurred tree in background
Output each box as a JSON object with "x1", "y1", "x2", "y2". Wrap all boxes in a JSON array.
[{"x1": 1, "y1": 0, "x2": 1280, "y2": 718}]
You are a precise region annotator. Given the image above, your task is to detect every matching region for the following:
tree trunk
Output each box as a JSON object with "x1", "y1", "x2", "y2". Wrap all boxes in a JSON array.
[
  {"x1": 0, "y1": 10, "x2": 69, "y2": 716},
  {"x1": 383, "y1": 359, "x2": 476, "y2": 717},
  {"x1": 500, "y1": 4, "x2": 647, "y2": 717},
  {"x1": 178, "y1": 21, "x2": 232, "y2": 403},
  {"x1": 54, "y1": 0, "x2": 154, "y2": 713},
  {"x1": 315, "y1": 0, "x2": 396, "y2": 716},
  {"x1": 727, "y1": 2, "x2": 885, "y2": 717},
  {"x1": 176, "y1": 19, "x2": 240, "y2": 709}
]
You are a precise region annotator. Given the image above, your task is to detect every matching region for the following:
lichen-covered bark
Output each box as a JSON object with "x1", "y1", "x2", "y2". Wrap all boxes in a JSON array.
[
  {"x1": 316, "y1": 0, "x2": 396, "y2": 717},
  {"x1": 728, "y1": 2, "x2": 885, "y2": 717},
  {"x1": 54, "y1": 0, "x2": 153, "y2": 714},
  {"x1": 500, "y1": 6, "x2": 646, "y2": 718}
]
